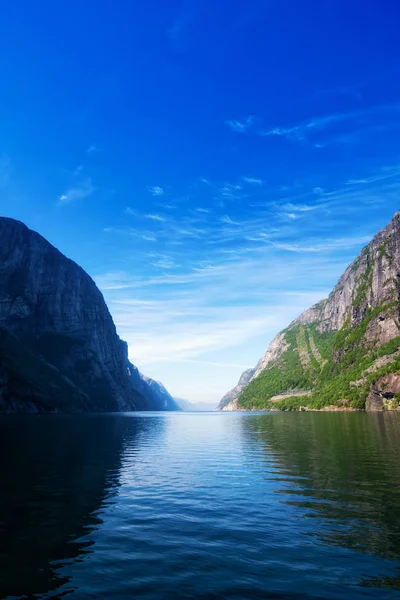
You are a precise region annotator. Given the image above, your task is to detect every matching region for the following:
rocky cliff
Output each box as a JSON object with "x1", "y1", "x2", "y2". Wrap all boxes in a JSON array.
[
  {"x1": 219, "y1": 211, "x2": 400, "y2": 412},
  {"x1": 218, "y1": 365, "x2": 258, "y2": 410},
  {"x1": 140, "y1": 376, "x2": 180, "y2": 411},
  {"x1": 0, "y1": 217, "x2": 180, "y2": 413}
]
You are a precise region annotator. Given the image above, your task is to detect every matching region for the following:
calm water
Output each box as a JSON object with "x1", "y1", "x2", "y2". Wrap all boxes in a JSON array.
[{"x1": 1, "y1": 412, "x2": 400, "y2": 599}]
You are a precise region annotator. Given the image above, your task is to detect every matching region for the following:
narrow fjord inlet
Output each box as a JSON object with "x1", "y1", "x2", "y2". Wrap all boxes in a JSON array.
[{"x1": 1, "y1": 1, "x2": 400, "y2": 598}]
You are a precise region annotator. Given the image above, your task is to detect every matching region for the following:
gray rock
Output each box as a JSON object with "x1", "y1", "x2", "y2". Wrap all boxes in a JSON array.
[
  {"x1": 0, "y1": 217, "x2": 179, "y2": 413},
  {"x1": 218, "y1": 211, "x2": 400, "y2": 411},
  {"x1": 217, "y1": 364, "x2": 259, "y2": 410}
]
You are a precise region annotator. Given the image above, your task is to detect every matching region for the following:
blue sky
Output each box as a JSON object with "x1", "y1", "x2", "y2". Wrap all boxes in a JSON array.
[{"x1": 1, "y1": 0, "x2": 400, "y2": 404}]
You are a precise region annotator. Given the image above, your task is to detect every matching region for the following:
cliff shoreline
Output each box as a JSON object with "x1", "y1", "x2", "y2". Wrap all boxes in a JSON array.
[
  {"x1": 219, "y1": 212, "x2": 400, "y2": 413},
  {"x1": 0, "y1": 217, "x2": 179, "y2": 413}
]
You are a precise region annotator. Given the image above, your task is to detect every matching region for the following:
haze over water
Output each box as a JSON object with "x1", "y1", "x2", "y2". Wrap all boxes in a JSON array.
[{"x1": 1, "y1": 412, "x2": 400, "y2": 599}]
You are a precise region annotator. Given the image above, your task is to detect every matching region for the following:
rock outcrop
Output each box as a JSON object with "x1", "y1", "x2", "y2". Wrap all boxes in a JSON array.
[
  {"x1": 221, "y1": 398, "x2": 245, "y2": 411},
  {"x1": 218, "y1": 365, "x2": 259, "y2": 410},
  {"x1": 0, "y1": 217, "x2": 180, "y2": 413},
  {"x1": 219, "y1": 212, "x2": 400, "y2": 412}
]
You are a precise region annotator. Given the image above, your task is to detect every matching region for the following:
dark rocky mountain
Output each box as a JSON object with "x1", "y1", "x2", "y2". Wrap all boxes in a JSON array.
[
  {"x1": 0, "y1": 217, "x2": 180, "y2": 413},
  {"x1": 141, "y1": 376, "x2": 180, "y2": 411},
  {"x1": 219, "y1": 212, "x2": 400, "y2": 412}
]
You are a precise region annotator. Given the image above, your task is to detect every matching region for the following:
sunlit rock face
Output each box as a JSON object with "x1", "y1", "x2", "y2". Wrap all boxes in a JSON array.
[{"x1": 219, "y1": 212, "x2": 400, "y2": 412}]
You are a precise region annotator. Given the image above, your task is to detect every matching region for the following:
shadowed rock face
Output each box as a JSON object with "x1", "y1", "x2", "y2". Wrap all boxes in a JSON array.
[
  {"x1": 219, "y1": 212, "x2": 400, "y2": 411},
  {"x1": 0, "y1": 217, "x2": 179, "y2": 412},
  {"x1": 139, "y1": 375, "x2": 181, "y2": 411}
]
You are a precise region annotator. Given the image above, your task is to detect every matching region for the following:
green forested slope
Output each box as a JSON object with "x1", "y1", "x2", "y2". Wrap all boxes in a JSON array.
[{"x1": 238, "y1": 304, "x2": 400, "y2": 411}]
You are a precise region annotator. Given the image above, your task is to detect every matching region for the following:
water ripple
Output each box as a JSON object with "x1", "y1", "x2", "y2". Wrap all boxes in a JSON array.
[{"x1": 1, "y1": 412, "x2": 400, "y2": 599}]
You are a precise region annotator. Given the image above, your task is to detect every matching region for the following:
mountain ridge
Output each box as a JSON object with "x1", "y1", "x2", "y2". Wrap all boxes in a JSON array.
[
  {"x1": 174, "y1": 398, "x2": 217, "y2": 411},
  {"x1": 0, "y1": 217, "x2": 179, "y2": 413},
  {"x1": 218, "y1": 212, "x2": 400, "y2": 412}
]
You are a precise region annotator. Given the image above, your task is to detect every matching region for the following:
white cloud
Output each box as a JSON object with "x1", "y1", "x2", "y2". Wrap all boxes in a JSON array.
[
  {"x1": 148, "y1": 186, "x2": 164, "y2": 196},
  {"x1": 259, "y1": 102, "x2": 400, "y2": 144},
  {"x1": 225, "y1": 115, "x2": 254, "y2": 133},
  {"x1": 73, "y1": 165, "x2": 84, "y2": 177},
  {"x1": 221, "y1": 215, "x2": 241, "y2": 225},
  {"x1": 218, "y1": 183, "x2": 243, "y2": 200},
  {"x1": 270, "y1": 236, "x2": 371, "y2": 253},
  {"x1": 58, "y1": 178, "x2": 95, "y2": 204},
  {"x1": 282, "y1": 202, "x2": 327, "y2": 214},
  {"x1": 151, "y1": 259, "x2": 176, "y2": 270},
  {"x1": 242, "y1": 176, "x2": 263, "y2": 185},
  {"x1": 96, "y1": 163, "x2": 400, "y2": 402},
  {"x1": 345, "y1": 166, "x2": 400, "y2": 186},
  {"x1": 145, "y1": 213, "x2": 167, "y2": 222},
  {"x1": 125, "y1": 207, "x2": 138, "y2": 216},
  {"x1": 86, "y1": 144, "x2": 100, "y2": 154}
]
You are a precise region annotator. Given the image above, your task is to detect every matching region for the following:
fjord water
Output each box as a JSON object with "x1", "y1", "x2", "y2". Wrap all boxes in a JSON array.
[{"x1": 1, "y1": 413, "x2": 400, "y2": 599}]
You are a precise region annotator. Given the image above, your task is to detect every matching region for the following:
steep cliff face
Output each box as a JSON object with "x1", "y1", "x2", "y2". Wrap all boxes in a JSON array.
[
  {"x1": 218, "y1": 365, "x2": 258, "y2": 410},
  {"x1": 219, "y1": 212, "x2": 400, "y2": 412},
  {"x1": 140, "y1": 375, "x2": 181, "y2": 411},
  {"x1": 0, "y1": 217, "x2": 180, "y2": 413}
]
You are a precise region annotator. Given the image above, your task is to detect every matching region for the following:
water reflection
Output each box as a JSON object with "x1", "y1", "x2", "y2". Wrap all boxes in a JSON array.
[
  {"x1": 0, "y1": 414, "x2": 156, "y2": 599},
  {"x1": 2, "y1": 412, "x2": 400, "y2": 599},
  {"x1": 240, "y1": 412, "x2": 400, "y2": 589}
]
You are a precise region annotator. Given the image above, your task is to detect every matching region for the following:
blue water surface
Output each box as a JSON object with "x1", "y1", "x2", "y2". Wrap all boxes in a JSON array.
[{"x1": 1, "y1": 411, "x2": 400, "y2": 599}]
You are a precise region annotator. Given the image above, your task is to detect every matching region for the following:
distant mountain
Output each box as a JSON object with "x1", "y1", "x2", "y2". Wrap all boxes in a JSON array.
[
  {"x1": 175, "y1": 398, "x2": 217, "y2": 411},
  {"x1": 0, "y1": 217, "x2": 180, "y2": 413},
  {"x1": 219, "y1": 212, "x2": 400, "y2": 412},
  {"x1": 141, "y1": 377, "x2": 181, "y2": 411},
  {"x1": 217, "y1": 365, "x2": 258, "y2": 411}
]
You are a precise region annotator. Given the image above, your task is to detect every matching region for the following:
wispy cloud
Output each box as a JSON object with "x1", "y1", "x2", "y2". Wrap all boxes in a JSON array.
[
  {"x1": 145, "y1": 213, "x2": 167, "y2": 222},
  {"x1": 345, "y1": 166, "x2": 400, "y2": 186},
  {"x1": 270, "y1": 236, "x2": 371, "y2": 253},
  {"x1": 218, "y1": 183, "x2": 243, "y2": 201},
  {"x1": 242, "y1": 176, "x2": 263, "y2": 185},
  {"x1": 96, "y1": 258, "x2": 337, "y2": 371},
  {"x1": 150, "y1": 257, "x2": 177, "y2": 270},
  {"x1": 226, "y1": 115, "x2": 254, "y2": 133},
  {"x1": 98, "y1": 163, "x2": 400, "y2": 402},
  {"x1": 148, "y1": 185, "x2": 164, "y2": 196},
  {"x1": 73, "y1": 165, "x2": 84, "y2": 177},
  {"x1": 86, "y1": 144, "x2": 100, "y2": 154},
  {"x1": 259, "y1": 102, "x2": 400, "y2": 145},
  {"x1": 260, "y1": 113, "x2": 342, "y2": 141},
  {"x1": 283, "y1": 203, "x2": 323, "y2": 213},
  {"x1": 58, "y1": 178, "x2": 95, "y2": 204},
  {"x1": 125, "y1": 207, "x2": 138, "y2": 216},
  {"x1": 221, "y1": 215, "x2": 241, "y2": 225}
]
